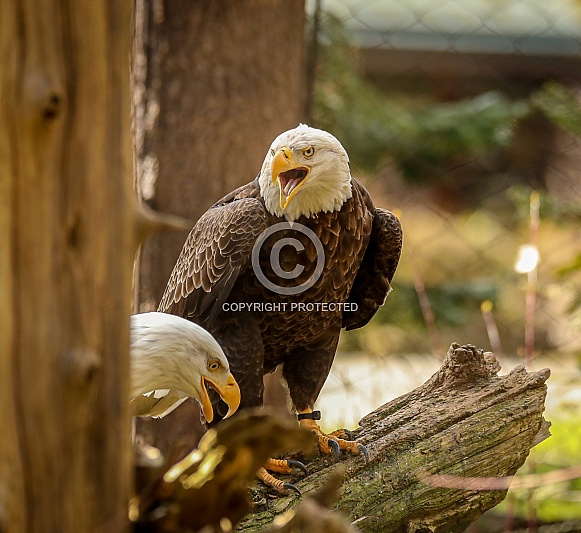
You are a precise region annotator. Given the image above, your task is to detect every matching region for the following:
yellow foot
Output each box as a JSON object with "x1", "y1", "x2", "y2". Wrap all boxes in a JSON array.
[
  {"x1": 299, "y1": 417, "x2": 369, "y2": 461},
  {"x1": 256, "y1": 465, "x2": 303, "y2": 496},
  {"x1": 264, "y1": 457, "x2": 308, "y2": 476}
]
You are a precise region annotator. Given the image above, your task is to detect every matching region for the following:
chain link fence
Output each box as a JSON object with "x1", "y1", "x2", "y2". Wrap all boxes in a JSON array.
[{"x1": 307, "y1": 1, "x2": 581, "y2": 530}]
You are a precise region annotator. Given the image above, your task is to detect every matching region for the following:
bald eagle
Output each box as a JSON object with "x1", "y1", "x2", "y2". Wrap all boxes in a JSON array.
[
  {"x1": 158, "y1": 125, "x2": 402, "y2": 489},
  {"x1": 129, "y1": 312, "x2": 240, "y2": 422}
]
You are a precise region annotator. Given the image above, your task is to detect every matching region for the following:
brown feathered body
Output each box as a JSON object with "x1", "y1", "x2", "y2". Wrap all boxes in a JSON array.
[{"x1": 159, "y1": 177, "x2": 402, "y2": 417}]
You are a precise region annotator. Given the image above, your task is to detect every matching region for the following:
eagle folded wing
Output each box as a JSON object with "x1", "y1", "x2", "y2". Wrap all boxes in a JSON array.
[
  {"x1": 158, "y1": 196, "x2": 269, "y2": 324},
  {"x1": 342, "y1": 207, "x2": 402, "y2": 331}
]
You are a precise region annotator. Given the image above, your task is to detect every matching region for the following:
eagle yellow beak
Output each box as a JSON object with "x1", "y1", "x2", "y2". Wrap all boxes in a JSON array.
[
  {"x1": 199, "y1": 373, "x2": 241, "y2": 423},
  {"x1": 271, "y1": 147, "x2": 310, "y2": 210}
]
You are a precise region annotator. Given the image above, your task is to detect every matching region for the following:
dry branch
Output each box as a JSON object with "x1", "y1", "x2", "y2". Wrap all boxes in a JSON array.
[{"x1": 239, "y1": 343, "x2": 550, "y2": 533}]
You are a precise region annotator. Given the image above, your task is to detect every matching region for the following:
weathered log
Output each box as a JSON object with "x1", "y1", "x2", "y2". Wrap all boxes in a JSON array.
[{"x1": 238, "y1": 343, "x2": 551, "y2": 533}]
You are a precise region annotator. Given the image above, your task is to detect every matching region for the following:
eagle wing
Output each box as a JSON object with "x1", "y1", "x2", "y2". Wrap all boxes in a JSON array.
[
  {"x1": 342, "y1": 206, "x2": 402, "y2": 331},
  {"x1": 158, "y1": 191, "x2": 269, "y2": 324}
]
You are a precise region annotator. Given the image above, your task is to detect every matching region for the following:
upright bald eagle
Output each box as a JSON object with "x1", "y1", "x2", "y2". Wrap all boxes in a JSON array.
[{"x1": 158, "y1": 124, "x2": 402, "y2": 490}]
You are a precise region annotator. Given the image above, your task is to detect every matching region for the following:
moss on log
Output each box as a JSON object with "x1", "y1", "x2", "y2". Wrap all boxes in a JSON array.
[{"x1": 238, "y1": 343, "x2": 550, "y2": 533}]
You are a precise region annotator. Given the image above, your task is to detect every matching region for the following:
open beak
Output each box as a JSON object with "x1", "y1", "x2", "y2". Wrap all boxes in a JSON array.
[
  {"x1": 271, "y1": 147, "x2": 310, "y2": 210},
  {"x1": 199, "y1": 373, "x2": 241, "y2": 423}
]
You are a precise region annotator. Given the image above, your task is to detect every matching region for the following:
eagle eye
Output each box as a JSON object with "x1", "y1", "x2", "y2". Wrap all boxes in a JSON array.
[
  {"x1": 208, "y1": 360, "x2": 221, "y2": 371},
  {"x1": 303, "y1": 146, "x2": 315, "y2": 158}
]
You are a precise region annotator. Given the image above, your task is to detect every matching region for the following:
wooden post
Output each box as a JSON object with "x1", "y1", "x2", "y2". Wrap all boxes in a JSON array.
[{"x1": 0, "y1": 2, "x2": 134, "y2": 532}]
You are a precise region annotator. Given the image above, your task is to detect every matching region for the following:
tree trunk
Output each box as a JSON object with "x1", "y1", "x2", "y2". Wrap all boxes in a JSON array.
[
  {"x1": 238, "y1": 344, "x2": 550, "y2": 533},
  {"x1": 0, "y1": 2, "x2": 134, "y2": 532},
  {"x1": 133, "y1": 0, "x2": 306, "y2": 454}
]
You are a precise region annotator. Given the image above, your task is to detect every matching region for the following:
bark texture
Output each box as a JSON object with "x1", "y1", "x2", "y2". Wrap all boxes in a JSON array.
[
  {"x1": 238, "y1": 344, "x2": 550, "y2": 533},
  {"x1": 0, "y1": 2, "x2": 134, "y2": 532}
]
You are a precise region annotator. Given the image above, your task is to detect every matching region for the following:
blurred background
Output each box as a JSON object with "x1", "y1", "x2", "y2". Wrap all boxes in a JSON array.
[{"x1": 134, "y1": 1, "x2": 581, "y2": 531}]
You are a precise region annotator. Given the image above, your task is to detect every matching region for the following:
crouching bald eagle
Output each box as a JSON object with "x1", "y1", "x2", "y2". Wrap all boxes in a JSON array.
[
  {"x1": 158, "y1": 125, "x2": 402, "y2": 491},
  {"x1": 129, "y1": 312, "x2": 240, "y2": 422}
]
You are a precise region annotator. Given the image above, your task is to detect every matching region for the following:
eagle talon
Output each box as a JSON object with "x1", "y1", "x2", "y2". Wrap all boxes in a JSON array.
[
  {"x1": 359, "y1": 444, "x2": 370, "y2": 463},
  {"x1": 328, "y1": 439, "x2": 340, "y2": 460},
  {"x1": 283, "y1": 482, "x2": 302, "y2": 497},
  {"x1": 264, "y1": 457, "x2": 307, "y2": 476},
  {"x1": 257, "y1": 466, "x2": 301, "y2": 496},
  {"x1": 287, "y1": 459, "x2": 308, "y2": 477}
]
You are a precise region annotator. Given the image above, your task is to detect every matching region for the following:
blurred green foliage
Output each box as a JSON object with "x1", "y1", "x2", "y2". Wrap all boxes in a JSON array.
[
  {"x1": 500, "y1": 418, "x2": 581, "y2": 522},
  {"x1": 313, "y1": 15, "x2": 530, "y2": 182},
  {"x1": 313, "y1": 15, "x2": 581, "y2": 186},
  {"x1": 532, "y1": 81, "x2": 581, "y2": 136},
  {"x1": 508, "y1": 186, "x2": 581, "y2": 226},
  {"x1": 373, "y1": 280, "x2": 497, "y2": 328},
  {"x1": 509, "y1": 186, "x2": 581, "y2": 316}
]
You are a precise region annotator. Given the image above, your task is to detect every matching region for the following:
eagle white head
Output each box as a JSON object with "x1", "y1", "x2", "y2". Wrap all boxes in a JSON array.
[
  {"x1": 129, "y1": 312, "x2": 241, "y2": 422},
  {"x1": 258, "y1": 124, "x2": 353, "y2": 222}
]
